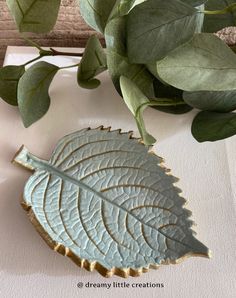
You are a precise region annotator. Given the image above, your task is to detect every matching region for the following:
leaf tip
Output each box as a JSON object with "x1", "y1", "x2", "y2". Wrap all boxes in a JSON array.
[{"x1": 189, "y1": 237, "x2": 211, "y2": 259}]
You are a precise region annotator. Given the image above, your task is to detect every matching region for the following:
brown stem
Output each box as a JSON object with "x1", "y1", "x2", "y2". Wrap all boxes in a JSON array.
[{"x1": 49, "y1": 47, "x2": 84, "y2": 57}]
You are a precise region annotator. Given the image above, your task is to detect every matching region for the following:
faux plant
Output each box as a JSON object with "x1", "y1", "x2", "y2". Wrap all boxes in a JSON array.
[{"x1": 1, "y1": 0, "x2": 236, "y2": 144}]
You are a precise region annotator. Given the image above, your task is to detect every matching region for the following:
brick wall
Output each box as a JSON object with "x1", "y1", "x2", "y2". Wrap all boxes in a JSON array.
[{"x1": 0, "y1": 0, "x2": 97, "y2": 65}]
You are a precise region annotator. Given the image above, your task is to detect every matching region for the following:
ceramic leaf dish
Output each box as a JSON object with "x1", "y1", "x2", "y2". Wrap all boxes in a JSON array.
[{"x1": 13, "y1": 127, "x2": 210, "y2": 278}]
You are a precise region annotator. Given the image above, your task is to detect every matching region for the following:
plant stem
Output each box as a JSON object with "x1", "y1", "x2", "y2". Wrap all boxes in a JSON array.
[
  {"x1": 49, "y1": 48, "x2": 84, "y2": 57},
  {"x1": 59, "y1": 63, "x2": 80, "y2": 70},
  {"x1": 22, "y1": 35, "x2": 44, "y2": 51},
  {"x1": 135, "y1": 100, "x2": 186, "y2": 118},
  {"x1": 23, "y1": 48, "x2": 84, "y2": 67},
  {"x1": 22, "y1": 35, "x2": 84, "y2": 57},
  {"x1": 23, "y1": 55, "x2": 42, "y2": 66},
  {"x1": 148, "y1": 100, "x2": 186, "y2": 107},
  {"x1": 203, "y1": 3, "x2": 236, "y2": 15}
]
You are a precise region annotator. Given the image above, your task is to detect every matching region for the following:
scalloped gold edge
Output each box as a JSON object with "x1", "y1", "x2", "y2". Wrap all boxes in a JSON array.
[
  {"x1": 20, "y1": 199, "x2": 211, "y2": 278},
  {"x1": 14, "y1": 126, "x2": 211, "y2": 278}
]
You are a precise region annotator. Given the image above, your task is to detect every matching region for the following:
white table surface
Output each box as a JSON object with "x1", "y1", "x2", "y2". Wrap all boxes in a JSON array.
[{"x1": 0, "y1": 46, "x2": 235, "y2": 298}]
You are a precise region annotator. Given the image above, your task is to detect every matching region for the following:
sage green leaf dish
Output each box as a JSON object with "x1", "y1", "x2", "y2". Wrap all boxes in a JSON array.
[{"x1": 13, "y1": 127, "x2": 210, "y2": 278}]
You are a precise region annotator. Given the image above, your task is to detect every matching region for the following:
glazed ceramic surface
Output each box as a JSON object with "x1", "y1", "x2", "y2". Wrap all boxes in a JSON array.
[{"x1": 14, "y1": 127, "x2": 209, "y2": 277}]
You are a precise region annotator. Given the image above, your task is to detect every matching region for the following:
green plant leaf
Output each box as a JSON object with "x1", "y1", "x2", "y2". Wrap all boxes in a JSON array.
[
  {"x1": 153, "y1": 79, "x2": 183, "y2": 100},
  {"x1": 146, "y1": 62, "x2": 166, "y2": 82},
  {"x1": 109, "y1": 0, "x2": 147, "y2": 19},
  {"x1": 13, "y1": 127, "x2": 210, "y2": 277},
  {"x1": 182, "y1": 1, "x2": 207, "y2": 33},
  {"x1": 182, "y1": 0, "x2": 207, "y2": 5},
  {"x1": 105, "y1": 16, "x2": 127, "y2": 56},
  {"x1": 153, "y1": 79, "x2": 193, "y2": 114},
  {"x1": 194, "y1": 3, "x2": 205, "y2": 33},
  {"x1": 157, "y1": 33, "x2": 236, "y2": 92},
  {"x1": 183, "y1": 90, "x2": 236, "y2": 112},
  {"x1": 118, "y1": 0, "x2": 146, "y2": 15},
  {"x1": 0, "y1": 65, "x2": 25, "y2": 106},
  {"x1": 77, "y1": 35, "x2": 107, "y2": 89},
  {"x1": 126, "y1": 0, "x2": 200, "y2": 63},
  {"x1": 107, "y1": 50, "x2": 155, "y2": 97},
  {"x1": 204, "y1": 0, "x2": 236, "y2": 33},
  {"x1": 115, "y1": 0, "x2": 206, "y2": 16},
  {"x1": 79, "y1": 0, "x2": 117, "y2": 33},
  {"x1": 120, "y1": 76, "x2": 156, "y2": 145},
  {"x1": 105, "y1": 16, "x2": 154, "y2": 97},
  {"x1": 6, "y1": 0, "x2": 61, "y2": 33},
  {"x1": 192, "y1": 111, "x2": 236, "y2": 142},
  {"x1": 18, "y1": 61, "x2": 59, "y2": 127},
  {"x1": 145, "y1": 68, "x2": 193, "y2": 114}
]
